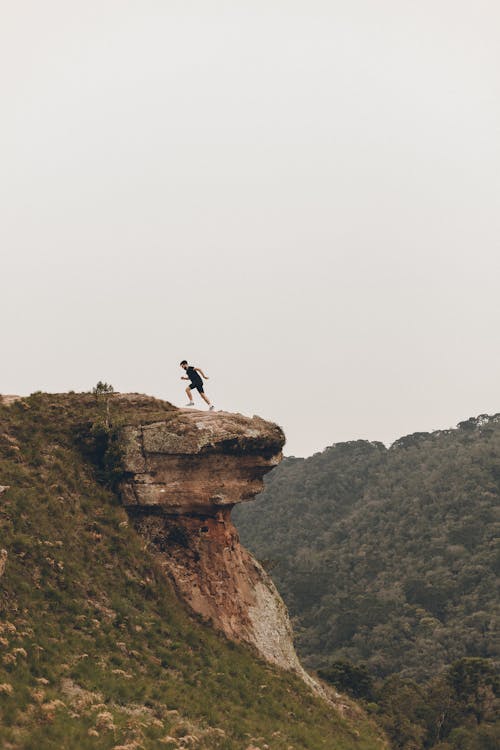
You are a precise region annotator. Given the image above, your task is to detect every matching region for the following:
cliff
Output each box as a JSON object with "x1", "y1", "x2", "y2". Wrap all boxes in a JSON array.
[
  {"x1": 0, "y1": 392, "x2": 386, "y2": 749},
  {"x1": 118, "y1": 408, "x2": 308, "y2": 679}
]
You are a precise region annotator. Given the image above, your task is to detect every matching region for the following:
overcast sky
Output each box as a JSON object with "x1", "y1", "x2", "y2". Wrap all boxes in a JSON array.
[{"x1": 2, "y1": 1, "x2": 499, "y2": 456}]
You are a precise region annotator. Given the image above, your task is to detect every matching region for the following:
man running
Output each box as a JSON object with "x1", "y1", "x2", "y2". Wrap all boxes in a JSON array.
[{"x1": 180, "y1": 360, "x2": 214, "y2": 410}]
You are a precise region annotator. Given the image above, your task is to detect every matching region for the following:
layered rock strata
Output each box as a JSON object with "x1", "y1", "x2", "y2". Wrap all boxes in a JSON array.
[{"x1": 118, "y1": 409, "x2": 309, "y2": 679}]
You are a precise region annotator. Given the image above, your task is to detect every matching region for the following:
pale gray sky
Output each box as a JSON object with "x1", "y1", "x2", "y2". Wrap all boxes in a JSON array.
[{"x1": 2, "y1": 1, "x2": 499, "y2": 456}]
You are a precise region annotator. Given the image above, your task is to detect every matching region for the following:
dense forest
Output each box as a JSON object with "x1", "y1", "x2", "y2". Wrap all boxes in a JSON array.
[{"x1": 234, "y1": 413, "x2": 500, "y2": 749}]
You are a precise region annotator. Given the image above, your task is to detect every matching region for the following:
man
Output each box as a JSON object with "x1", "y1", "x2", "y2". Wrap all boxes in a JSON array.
[{"x1": 180, "y1": 360, "x2": 214, "y2": 410}]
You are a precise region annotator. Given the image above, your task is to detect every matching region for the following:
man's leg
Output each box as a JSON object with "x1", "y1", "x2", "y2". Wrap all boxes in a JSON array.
[
  {"x1": 199, "y1": 391, "x2": 211, "y2": 406},
  {"x1": 185, "y1": 387, "x2": 194, "y2": 405}
]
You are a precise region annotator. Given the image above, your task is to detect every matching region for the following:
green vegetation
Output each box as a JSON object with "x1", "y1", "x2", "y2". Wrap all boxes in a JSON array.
[
  {"x1": 320, "y1": 657, "x2": 498, "y2": 750},
  {"x1": 0, "y1": 392, "x2": 385, "y2": 750},
  {"x1": 234, "y1": 415, "x2": 500, "y2": 749}
]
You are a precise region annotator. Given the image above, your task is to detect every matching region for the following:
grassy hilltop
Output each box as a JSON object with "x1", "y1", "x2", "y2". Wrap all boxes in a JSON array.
[{"x1": 0, "y1": 392, "x2": 385, "y2": 750}]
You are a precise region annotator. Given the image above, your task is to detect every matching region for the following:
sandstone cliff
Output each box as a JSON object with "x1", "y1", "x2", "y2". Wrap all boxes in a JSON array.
[{"x1": 118, "y1": 408, "x2": 311, "y2": 682}]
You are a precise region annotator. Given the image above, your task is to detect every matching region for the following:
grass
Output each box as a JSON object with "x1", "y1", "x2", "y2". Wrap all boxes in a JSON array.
[{"x1": 0, "y1": 393, "x2": 386, "y2": 749}]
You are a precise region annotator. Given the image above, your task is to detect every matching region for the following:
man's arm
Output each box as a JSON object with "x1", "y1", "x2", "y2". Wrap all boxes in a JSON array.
[
  {"x1": 181, "y1": 376, "x2": 189, "y2": 380},
  {"x1": 195, "y1": 368, "x2": 209, "y2": 379}
]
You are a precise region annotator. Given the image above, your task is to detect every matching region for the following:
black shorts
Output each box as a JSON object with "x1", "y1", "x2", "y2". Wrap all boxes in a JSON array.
[{"x1": 189, "y1": 381, "x2": 204, "y2": 393}]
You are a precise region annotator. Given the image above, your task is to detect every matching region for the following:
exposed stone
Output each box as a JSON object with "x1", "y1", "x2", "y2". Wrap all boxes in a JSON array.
[
  {"x1": 121, "y1": 411, "x2": 283, "y2": 514},
  {"x1": 0, "y1": 486, "x2": 10, "y2": 496},
  {"x1": 0, "y1": 395, "x2": 22, "y2": 406},
  {"x1": 118, "y1": 408, "x2": 317, "y2": 685}
]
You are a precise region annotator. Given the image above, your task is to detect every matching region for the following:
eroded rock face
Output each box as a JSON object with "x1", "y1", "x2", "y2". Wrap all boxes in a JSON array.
[
  {"x1": 119, "y1": 412, "x2": 284, "y2": 512},
  {"x1": 118, "y1": 408, "x2": 308, "y2": 678}
]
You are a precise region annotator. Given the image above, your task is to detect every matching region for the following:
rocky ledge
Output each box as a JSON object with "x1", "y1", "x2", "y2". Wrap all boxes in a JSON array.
[{"x1": 118, "y1": 408, "x2": 311, "y2": 681}]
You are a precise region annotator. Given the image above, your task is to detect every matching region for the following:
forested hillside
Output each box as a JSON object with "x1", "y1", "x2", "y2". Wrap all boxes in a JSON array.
[{"x1": 234, "y1": 414, "x2": 500, "y2": 749}]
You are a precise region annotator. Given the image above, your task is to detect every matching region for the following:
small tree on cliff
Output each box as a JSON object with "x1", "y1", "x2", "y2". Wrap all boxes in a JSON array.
[
  {"x1": 92, "y1": 381, "x2": 115, "y2": 428},
  {"x1": 79, "y1": 381, "x2": 124, "y2": 489},
  {"x1": 92, "y1": 381, "x2": 114, "y2": 397}
]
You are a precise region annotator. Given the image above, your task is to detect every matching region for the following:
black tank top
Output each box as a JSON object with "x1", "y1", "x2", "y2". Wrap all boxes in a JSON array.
[{"x1": 186, "y1": 366, "x2": 202, "y2": 385}]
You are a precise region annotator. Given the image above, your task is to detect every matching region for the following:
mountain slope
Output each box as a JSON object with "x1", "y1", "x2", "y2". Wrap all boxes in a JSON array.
[
  {"x1": 234, "y1": 415, "x2": 500, "y2": 681},
  {"x1": 0, "y1": 392, "x2": 385, "y2": 750}
]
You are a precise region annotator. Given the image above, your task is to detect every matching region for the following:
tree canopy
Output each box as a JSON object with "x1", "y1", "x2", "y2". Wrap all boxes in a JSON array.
[{"x1": 234, "y1": 413, "x2": 500, "y2": 749}]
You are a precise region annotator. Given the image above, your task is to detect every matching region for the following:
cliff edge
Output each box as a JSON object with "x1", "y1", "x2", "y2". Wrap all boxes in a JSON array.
[{"x1": 118, "y1": 407, "x2": 310, "y2": 680}]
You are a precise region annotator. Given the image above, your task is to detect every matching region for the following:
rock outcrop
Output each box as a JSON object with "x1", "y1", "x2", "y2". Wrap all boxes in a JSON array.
[
  {"x1": 118, "y1": 408, "x2": 310, "y2": 681},
  {"x1": 0, "y1": 395, "x2": 22, "y2": 406}
]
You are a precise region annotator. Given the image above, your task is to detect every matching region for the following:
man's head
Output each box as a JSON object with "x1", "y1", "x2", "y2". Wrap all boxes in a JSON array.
[{"x1": 180, "y1": 360, "x2": 188, "y2": 370}]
